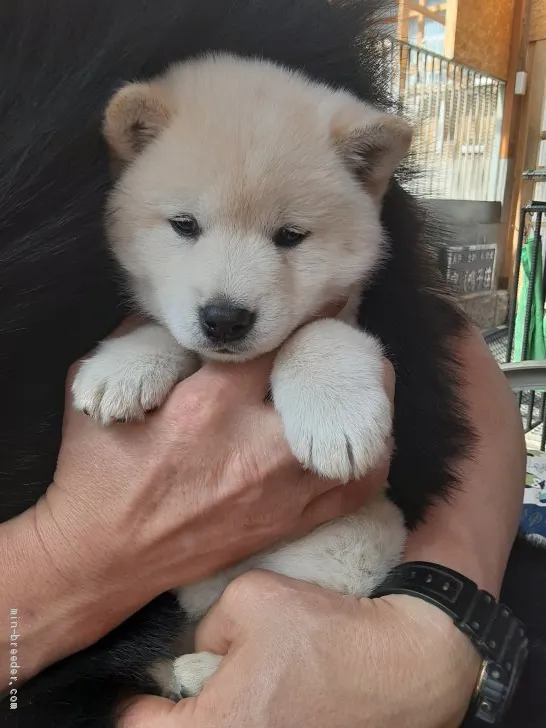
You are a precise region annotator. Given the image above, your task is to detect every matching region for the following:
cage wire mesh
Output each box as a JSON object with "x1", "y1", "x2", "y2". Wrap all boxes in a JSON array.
[{"x1": 378, "y1": 38, "x2": 505, "y2": 201}]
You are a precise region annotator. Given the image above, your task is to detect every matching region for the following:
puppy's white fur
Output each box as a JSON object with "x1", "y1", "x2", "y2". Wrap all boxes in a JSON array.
[
  {"x1": 73, "y1": 324, "x2": 199, "y2": 423},
  {"x1": 72, "y1": 54, "x2": 412, "y2": 697},
  {"x1": 271, "y1": 319, "x2": 390, "y2": 481}
]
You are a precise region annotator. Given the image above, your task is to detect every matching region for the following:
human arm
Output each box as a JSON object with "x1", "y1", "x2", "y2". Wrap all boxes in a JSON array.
[
  {"x1": 121, "y1": 324, "x2": 526, "y2": 728},
  {"x1": 404, "y1": 324, "x2": 525, "y2": 595}
]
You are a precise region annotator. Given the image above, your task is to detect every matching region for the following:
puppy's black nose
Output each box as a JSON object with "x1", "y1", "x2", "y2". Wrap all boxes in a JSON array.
[{"x1": 199, "y1": 301, "x2": 256, "y2": 343}]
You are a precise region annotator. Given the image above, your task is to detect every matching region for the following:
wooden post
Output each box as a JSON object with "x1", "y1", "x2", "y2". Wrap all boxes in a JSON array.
[
  {"x1": 500, "y1": 0, "x2": 533, "y2": 285},
  {"x1": 518, "y1": 41, "x2": 546, "y2": 207},
  {"x1": 397, "y1": 0, "x2": 410, "y2": 101},
  {"x1": 503, "y1": 36, "x2": 546, "y2": 287},
  {"x1": 530, "y1": 0, "x2": 546, "y2": 42},
  {"x1": 398, "y1": 0, "x2": 410, "y2": 42}
]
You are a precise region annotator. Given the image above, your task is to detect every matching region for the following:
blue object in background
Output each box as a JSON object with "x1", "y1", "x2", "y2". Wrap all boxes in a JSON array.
[
  {"x1": 521, "y1": 452, "x2": 546, "y2": 537},
  {"x1": 521, "y1": 502, "x2": 546, "y2": 536}
]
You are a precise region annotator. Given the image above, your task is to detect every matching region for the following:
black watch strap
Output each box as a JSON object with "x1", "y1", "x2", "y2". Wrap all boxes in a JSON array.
[{"x1": 372, "y1": 562, "x2": 528, "y2": 724}]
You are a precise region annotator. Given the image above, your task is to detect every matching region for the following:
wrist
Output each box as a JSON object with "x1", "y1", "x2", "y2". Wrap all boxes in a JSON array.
[
  {"x1": 377, "y1": 562, "x2": 529, "y2": 727},
  {"x1": 1, "y1": 499, "x2": 156, "y2": 684},
  {"x1": 378, "y1": 593, "x2": 481, "y2": 725},
  {"x1": 0, "y1": 505, "x2": 82, "y2": 684}
]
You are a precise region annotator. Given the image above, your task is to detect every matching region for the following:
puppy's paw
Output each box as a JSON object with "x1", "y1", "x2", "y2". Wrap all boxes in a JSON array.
[
  {"x1": 272, "y1": 320, "x2": 391, "y2": 481},
  {"x1": 72, "y1": 324, "x2": 198, "y2": 424},
  {"x1": 172, "y1": 652, "x2": 222, "y2": 699}
]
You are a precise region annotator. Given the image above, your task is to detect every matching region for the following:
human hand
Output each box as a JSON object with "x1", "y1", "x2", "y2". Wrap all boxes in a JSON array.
[
  {"x1": 30, "y1": 319, "x2": 394, "y2": 666},
  {"x1": 121, "y1": 571, "x2": 480, "y2": 728}
]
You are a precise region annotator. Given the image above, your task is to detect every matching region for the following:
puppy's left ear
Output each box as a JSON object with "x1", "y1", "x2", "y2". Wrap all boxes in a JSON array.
[{"x1": 332, "y1": 108, "x2": 413, "y2": 199}]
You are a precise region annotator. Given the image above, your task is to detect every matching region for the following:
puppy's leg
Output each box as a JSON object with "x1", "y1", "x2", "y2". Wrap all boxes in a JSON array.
[
  {"x1": 271, "y1": 319, "x2": 391, "y2": 481},
  {"x1": 72, "y1": 323, "x2": 199, "y2": 424},
  {"x1": 171, "y1": 652, "x2": 223, "y2": 698},
  {"x1": 172, "y1": 495, "x2": 406, "y2": 698},
  {"x1": 255, "y1": 495, "x2": 405, "y2": 595}
]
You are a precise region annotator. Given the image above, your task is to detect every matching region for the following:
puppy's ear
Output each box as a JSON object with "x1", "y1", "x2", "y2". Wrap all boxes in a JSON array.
[
  {"x1": 332, "y1": 107, "x2": 412, "y2": 199},
  {"x1": 103, "y1": 82, "x2": 172, "y2": 161}
]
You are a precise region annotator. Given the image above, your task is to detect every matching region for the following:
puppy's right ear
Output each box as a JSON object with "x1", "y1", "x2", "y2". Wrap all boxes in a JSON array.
[{"x1": 103, "y1": 82, "x2": 172, "y2": 162}]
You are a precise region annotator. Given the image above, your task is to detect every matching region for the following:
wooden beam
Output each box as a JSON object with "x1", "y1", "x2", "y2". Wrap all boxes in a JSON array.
[
  {"x1": 443, "y1": 0, "x2": 458, "y2": 58},
  {"x1": 412, "y1": 0, "x2": 448, "y2": 8},
  {"x1": 407, "y1": 10, "x2": 446, "y2": 25},
  {"x1": 408, "y1": 3, "x2": 446, "y2": 24}
]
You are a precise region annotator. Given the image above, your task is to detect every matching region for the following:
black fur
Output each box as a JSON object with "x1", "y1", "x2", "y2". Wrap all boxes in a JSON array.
[{"x1": 0, "y1": 0, "x2": 544, "y2": 726}]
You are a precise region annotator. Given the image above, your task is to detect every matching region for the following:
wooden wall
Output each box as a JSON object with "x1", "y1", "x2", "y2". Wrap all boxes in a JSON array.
[
  {"x1": 530, "y1": 0, "x2": 546, "y2": 41},
  {"x1": 452, "y1": 0, "x2": 515, "y2": 79}
]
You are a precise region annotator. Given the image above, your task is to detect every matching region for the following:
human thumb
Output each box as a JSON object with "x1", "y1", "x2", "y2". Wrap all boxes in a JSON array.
[{"x1": 119, "y1": 694, "x2": 199, "y2": 728}]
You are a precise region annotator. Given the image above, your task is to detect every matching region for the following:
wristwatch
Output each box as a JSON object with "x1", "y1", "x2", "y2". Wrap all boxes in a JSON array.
[{"x1": 372, "y1": 562, "x2": 528, "y2": 724}]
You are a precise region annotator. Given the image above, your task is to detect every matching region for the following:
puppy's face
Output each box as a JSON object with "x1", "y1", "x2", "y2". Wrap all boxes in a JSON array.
[{"x1": 105, "y1": 55, "x2": 412, "y2": 361}]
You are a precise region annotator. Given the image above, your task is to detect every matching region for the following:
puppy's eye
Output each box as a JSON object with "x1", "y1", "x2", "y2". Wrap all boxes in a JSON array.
[
  {"x1": 169, "y1": 215, "x2": 201, "y2": 239},
  {"x1": 273, "y1": 226, "x2": 310, "y2": 248}
]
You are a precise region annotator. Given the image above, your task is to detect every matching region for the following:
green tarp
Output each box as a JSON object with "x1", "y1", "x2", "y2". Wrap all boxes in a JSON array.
[{"x1": 513, "y1": 233, "x2": 546, "y2": 362}]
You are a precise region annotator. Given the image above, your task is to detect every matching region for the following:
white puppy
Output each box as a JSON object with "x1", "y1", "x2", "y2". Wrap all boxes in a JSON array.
[{"x1": 72, "y1": 54, "x2": 411, "y2": 697}]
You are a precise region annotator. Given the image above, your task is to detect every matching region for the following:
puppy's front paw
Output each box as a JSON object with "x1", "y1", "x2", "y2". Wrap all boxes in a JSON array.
[
  {"x1": 272, "y1": 320, "x2": 391, "y2": 481},
  {"x1": 172, "y1": 652, "x2": 222, "y2": 699},
  {"x1": 72, "y1": 324, "x2": 198, "y2": 424}
]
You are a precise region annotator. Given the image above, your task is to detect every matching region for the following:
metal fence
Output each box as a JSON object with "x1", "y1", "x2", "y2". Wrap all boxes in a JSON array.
[{"x1": 379, "y1": 38, "x2": 506, "y2": 201}]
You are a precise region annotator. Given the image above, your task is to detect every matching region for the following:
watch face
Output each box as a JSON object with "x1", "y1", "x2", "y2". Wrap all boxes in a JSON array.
[{"x1": 476, "y1": 641, "x2": 529, "y2": 724}]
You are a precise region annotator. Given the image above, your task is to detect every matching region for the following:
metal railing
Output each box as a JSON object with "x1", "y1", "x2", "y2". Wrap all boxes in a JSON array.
[{"x1": 379, "y1": 39, "x2": 506, "y2": 201}]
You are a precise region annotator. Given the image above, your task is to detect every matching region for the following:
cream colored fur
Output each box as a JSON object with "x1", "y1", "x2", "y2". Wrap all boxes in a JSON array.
[{"x1": 72, "y1": 54, "x2": 412, "y2": 698}]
